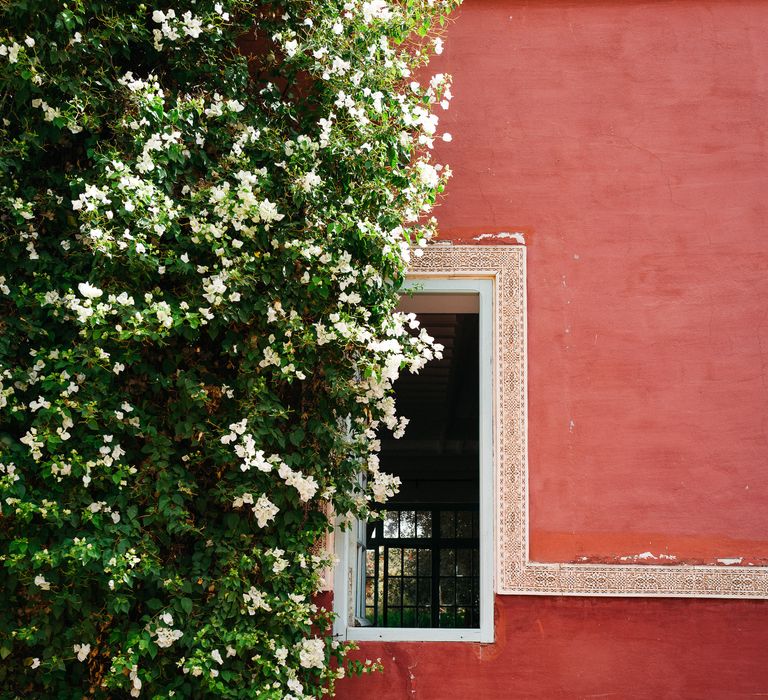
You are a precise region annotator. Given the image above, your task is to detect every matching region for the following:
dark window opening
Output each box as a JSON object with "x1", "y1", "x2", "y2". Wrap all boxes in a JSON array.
[{"x1": 363, "y1": 311, "x2": 480, "y2": 628}]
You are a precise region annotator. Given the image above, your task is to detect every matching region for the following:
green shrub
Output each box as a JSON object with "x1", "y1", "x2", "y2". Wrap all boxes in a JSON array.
[{"x1": 0, "y1": 0, "x2": 457, "y2": 696}]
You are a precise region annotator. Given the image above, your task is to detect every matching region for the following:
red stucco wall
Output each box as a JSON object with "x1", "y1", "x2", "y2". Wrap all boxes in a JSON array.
[
  {"x1": 435, "y1": 0, "x2": 768, "y2": 566},
  {"x1": 336, "y1": 1, "x2": 768, "y2": 697},
  {"x1": 336, "y1": 597, "x2": 768, "y2": 699}
]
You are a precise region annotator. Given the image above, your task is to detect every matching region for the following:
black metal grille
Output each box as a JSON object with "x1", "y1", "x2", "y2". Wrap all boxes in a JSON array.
[{"x1": 364, "y1": 505, "x2": 479, "y2": 628}]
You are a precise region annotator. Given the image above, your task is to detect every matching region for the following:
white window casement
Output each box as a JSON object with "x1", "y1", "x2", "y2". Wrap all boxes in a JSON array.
[{"x1": 333, "y1": 244, "x2": 527, "y2": 642}]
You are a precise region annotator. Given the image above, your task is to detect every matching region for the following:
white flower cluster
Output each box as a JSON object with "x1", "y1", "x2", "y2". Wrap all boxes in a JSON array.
[
  {"x1": 74, "y1": 643, "x2": 91, "y2": 662},
  {"x1": 103, "y1": 548, "x2": 142, "y2": 590},
  {"x1": 287, "y1": 676, "x2": 304, "y2": 697},
  {"x1": 296, "y1": 637, "x2": 325, "y2": 670},
  {"x1": 19, "y1": 421, "x2": 135, "y2": 499},
  {"x1": 252, "y1": 494, "x2": 280, "y2": 527},
  {"x1": 277, "y1": 463, "x2": 319, "y2": 503},
  {"x1": 153, "y1": 613, "x2": 183, "y2": 648},
  {"x1": 151, "y1": 9, "x2": 206, "y2": 49},
  {"x1": 86, "y1": 499, "x2": 121, "y2": 524},
  {"x1": 220, "y1": 421, "x2": 273, "y2": 472},
  {"x1": 268, "y1": 548, "x2": 289, "y2": 575},
  {"x1": 361, "y1": 0, "x2": 394, "y2": 24},
  {"x1": 20, "y1": 427, "x2": 44, "y2": 461},
  {"x1": 129, "y1": 664, "x2": 142, "y2": 697},
  {"x1": 0, "y1": 39, "x2": 22, "y2": 63},
  {"x1": 118, "y1": 71, "x2": 164, "y2": 98},
  {"x1": 369, "y1": 471, "x2": 401, "y2": 503},
  {"x1": 232, "y1": 492, "x2": 280, "y2": 527},
  {"x1": 243, "y1": 586, "x2": 272, "y2": 615},
  {"x1": 0, "y1": 461, "x2": 19, "y2": 491},
  {"x1": 30, "y1": 98, "x2": 63, "y2": 125},
  {"x1": 42, "y1": 281, "x2": 183, "y2": 338}
]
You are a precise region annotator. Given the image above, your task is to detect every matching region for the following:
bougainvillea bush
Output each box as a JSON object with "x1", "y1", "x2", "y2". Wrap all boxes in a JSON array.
[{"x1": 0, "y1": 0, "x2": 457, "y2": 697}]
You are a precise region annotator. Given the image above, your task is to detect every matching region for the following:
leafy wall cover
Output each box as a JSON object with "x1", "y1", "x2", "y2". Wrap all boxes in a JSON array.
[{"x1": 0, "y1": 0, "x2": 458, "y2": 696}]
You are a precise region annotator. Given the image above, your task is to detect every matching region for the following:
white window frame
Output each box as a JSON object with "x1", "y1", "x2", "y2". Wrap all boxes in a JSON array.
[{"x1": 333, "y1": 276, "x2": 495, "y2": 643}]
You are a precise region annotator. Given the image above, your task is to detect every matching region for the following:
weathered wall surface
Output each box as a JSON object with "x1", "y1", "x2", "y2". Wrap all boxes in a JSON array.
[
  {"x1": 435, "y1": 0, "x2": 768, "y2": 566},
  {"x1": 336, "y1": 597, "x2": 768, "y2": 699},
  {"x1": 336, "y1": 1, "x2": 768, "y2": 697}
]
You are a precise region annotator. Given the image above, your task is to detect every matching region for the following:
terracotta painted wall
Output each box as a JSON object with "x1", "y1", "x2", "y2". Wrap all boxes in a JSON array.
[
  {"x1": 336, "y1": 1, "x2": 768, "y2": 697},
  {"x1": 435, "y1": 0, "x2": 768, "y2": 565},
  {"x1": 335, "y1": 597, "x2": 768, "y2": 699}
]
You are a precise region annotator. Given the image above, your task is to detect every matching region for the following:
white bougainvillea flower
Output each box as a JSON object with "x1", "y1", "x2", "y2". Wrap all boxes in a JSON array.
[
  {"x1": 297, "y1": 638, "x2": 325, "y2": 669},
  {"x1": 252, "y1": 494, "x2": 279, "y2": 527},
  {"x1": 77, "y1": 282, "x2": 103, "y2": 299},
  {"x1": 74, "y1": 643, "x2": 91, "y2": 662}
]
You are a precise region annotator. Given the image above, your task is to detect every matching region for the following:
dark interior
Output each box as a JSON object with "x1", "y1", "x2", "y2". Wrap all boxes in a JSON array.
[
  {"x1": 363, "y1": 311, "x2": 480, "y2": 628},
  {"x1": 381, "y1": 312, "x2": 480, "y2": 505}
]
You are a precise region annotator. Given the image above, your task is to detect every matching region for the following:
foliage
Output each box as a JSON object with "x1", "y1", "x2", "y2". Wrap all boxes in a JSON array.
[{"x1": 0, "y1": 0, "x2": 457, "y2": 697}]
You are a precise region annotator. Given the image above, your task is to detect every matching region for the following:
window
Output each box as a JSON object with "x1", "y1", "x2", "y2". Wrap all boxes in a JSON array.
[
  {"x1": 333, "y1": 277, "x2": 494, "y2": 642},
  {"x1": 364, "y1": 505, "x2": 481, "y2": 629}
]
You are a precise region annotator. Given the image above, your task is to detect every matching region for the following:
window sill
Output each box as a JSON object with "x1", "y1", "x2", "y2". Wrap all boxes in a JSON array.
[{"x1": 344, "y1": 626, "x2": 493, "y2": 643}]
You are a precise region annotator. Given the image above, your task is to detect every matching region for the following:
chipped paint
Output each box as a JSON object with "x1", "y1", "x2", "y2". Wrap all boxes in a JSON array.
[
  {"x1": 609, "y1": 552, "x2": 678, "y2": 562},
  {"x1": 408, "y1": 661, "x2": 418, "y2": 697},
  {"x1": 471, "y1": 231, "x2": 526, "y2": 244},
  {"x1": 572, "y1": 552, "x2": 768, "y2": 567},
  {"x1": 620, "y1": 552, "x2": 655, "y2": 561},
  {"x1": 534, "y1": 531, "x2": 768, "y2": 565}
]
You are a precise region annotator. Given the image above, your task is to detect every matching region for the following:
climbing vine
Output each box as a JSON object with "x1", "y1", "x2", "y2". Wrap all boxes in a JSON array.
[{"x1": 0, "y1": 0, "x2": 457, "y2": 696}]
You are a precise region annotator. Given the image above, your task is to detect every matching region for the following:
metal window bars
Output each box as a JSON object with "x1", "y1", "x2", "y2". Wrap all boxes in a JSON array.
[{"x1": 363, "y1": 505, "x2": 480, "y2": 628}]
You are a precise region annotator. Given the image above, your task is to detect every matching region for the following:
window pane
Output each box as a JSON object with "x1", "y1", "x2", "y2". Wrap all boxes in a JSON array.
[
  {"x1": 384, "y1": 511, "x2": 399, "y2": 538},
  {"x1": 400, "y1": 510, "x2": 416, "y2": 537},
  {"x1": 402, "y1": 608, "x2": 418, "y2": 627},
  {"x1": 417, "y1": 608, "x2": 431, "y2": 627},
  {"x1": 403, "y1": 548, "x2": 417, "y2": 576},
  {"x1": 417, "y1": 549, "x2": 432, "y2": 576},
  {"x1": 440, "y1": 548, "x2": 456, "y2": 576},
  {"x1": 386, "y1": 609, "x2": 401, "y2": 627},
  {"x1": 416, "y1": 511, "x2": 432, "y2": 538},
  {"x1": 439, "y1": 608, "x2": 456, "y2": 628},
  {"x1": 456, "y1": 607, "x2": 471, "y2": 627},
  {"x1": 456, "y1": 549, "x2": 472, "y2": 577},
  {"x1": 440, "y1": 510, "x2": 455, "y2": 538},
  {"x1": 440, "y1": 578, "x2": 456, "y2": 605},
  {"x1": 417, "y1": 577, "x2": 431, "y2": 605},
  {"x1": 387, "y1": 579, "x2": 401, "y2": 606},
  {"x1": 456, "y1": 579, "x2": 472, "y2": 605},
  {"x1": 403, "y1": 578, "x2": 417, "y2": 606},
  {"x1": 456, "y1": 511, "x2": 473, "y2": 538},
  {"x1": 388, "y1": 548, "x2": 402, "y2": 575}
]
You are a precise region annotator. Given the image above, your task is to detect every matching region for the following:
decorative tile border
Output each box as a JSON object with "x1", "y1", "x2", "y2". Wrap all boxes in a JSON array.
[{"x1": 411, "y1": 244, "x2": 768, "y2": 599}]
